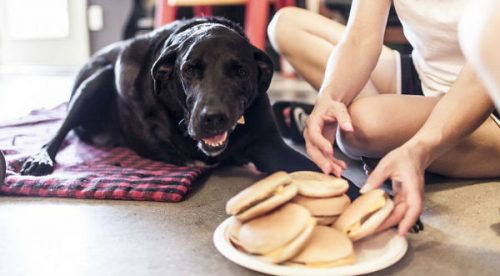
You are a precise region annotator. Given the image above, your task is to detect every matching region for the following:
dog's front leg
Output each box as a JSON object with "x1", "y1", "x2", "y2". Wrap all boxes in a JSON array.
[{"x1": 21, "y1": 65, "x2": 115, "y2": 176}]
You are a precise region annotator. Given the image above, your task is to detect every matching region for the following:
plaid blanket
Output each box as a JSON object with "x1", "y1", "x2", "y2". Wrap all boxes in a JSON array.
[{"x1": 0, "y1": 104, "x2": 207, "y2": 202}]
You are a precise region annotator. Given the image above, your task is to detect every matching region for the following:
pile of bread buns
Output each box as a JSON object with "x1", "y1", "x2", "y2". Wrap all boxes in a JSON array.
[{"x1": 225, "y1": 171, "x2": 394, "y2": 267}]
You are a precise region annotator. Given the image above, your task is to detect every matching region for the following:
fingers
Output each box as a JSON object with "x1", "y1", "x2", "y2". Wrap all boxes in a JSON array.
[
  {"x1": 376, "y1": 201, "x2": 407, "y2": 233},
  {"x1": 305, "y1": 130, "x2": 345, "y2": 176},
  {"x1": 328, "y1": 104, "x2": 353, "y2": 132},
  {"x1": 303, "y1": 100, "x2": 352, "y2": 177},
  {"x1": 330, "y1": 161, "x2": 344, "y2": 177},
  {"x1": 305, "y1": 117, "x2": 334, "y2": 158},
  {"x1": 377, "y1": 197, "x2": 424, "y2": 236},
  {"x1": 361, "y1": 160, "x2": 390, "y2": 193},
  {"x1": 305, "y1": 102, "x2": 352, "y2": 158},
  {"x1": 304, "y1": 129, "x2": 329, "y2": 173},
  {"x1": 397, "y1": 181, "x2": 423, "y2": 235},
  {"x1": 376, "y1": 181, "x2": 405, "y2": 233},
  {"x1": 359, "y1": 146, "x2": 425, "y2": 236},
  {"x1": 304, "y1": 117, "x2": 345, "y2": 176},
  {"x1": 382, "y1": 176, "x2": 423, "y2": 236},
  {"x1": 398, "y1": 205, "x2": 423, "y2": 235}
]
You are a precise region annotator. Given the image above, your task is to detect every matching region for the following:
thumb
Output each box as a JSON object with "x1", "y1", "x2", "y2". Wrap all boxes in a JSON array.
[
  {"x1": 330, "y1": 104, "x2": 353, "y2": 132},
  {"x1": 361, "y1": 164, "x2": 390, "y2": 193}
]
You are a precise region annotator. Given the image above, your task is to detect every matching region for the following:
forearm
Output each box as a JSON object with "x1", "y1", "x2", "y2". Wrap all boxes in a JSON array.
[
  {"x1": 404, "y1": 64, "x2": 494, "y2": 167},
  {"x1": 318, "y1": 0, "x2": 391, "y2": 106},
  {"x1": 319, "y1": 38, "x2": 382, "y2": 105}
]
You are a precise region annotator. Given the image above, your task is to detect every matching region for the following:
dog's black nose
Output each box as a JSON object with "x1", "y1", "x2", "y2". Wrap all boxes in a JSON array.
[{"x1": 200, "y1": 109, "x2": 229, "y2": 129}]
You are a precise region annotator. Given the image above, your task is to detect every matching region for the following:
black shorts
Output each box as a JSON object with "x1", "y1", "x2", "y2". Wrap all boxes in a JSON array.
[
  {"x1": 400, "y1": 53, "x2": 500, "y2": 123},
  {"x1": 400, "y1": 54, "x2": 423, "y2": 96}
]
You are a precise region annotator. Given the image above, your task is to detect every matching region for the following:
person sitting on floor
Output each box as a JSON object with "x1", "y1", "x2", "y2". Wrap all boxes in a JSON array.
[{"x1": 267, "y1": 0, "x2": 500, "y2": 235}]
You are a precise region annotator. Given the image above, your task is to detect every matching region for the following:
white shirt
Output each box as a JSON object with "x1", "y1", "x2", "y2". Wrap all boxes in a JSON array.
[{"x1": 393, "y1": 0, "x2": 468, "y2": 96}]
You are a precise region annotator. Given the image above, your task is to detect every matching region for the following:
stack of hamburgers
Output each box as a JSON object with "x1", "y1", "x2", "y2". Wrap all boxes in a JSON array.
[
  {"x1": 225, "y1": 171, "x2": 395, "y2": 267},
  {"x1": 290, "y1": 171, "x2": 351, "y2": 226}
]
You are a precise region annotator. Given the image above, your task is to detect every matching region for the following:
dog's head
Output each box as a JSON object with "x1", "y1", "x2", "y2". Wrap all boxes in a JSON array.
[{"x1": 151, "y1": 20, "x2": 273, "y2": 157}]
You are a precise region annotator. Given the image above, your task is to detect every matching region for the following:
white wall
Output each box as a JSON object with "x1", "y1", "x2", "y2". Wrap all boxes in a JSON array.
[
  {"x1": 0, "y1": 29, "x2": 3, "y2": 64},
  {"x1": 0, "y1": 0, "x2": 89, "y2": 67}
]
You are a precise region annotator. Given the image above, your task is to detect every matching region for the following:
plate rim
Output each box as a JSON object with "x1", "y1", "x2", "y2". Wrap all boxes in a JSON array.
[{"x1": 213, "y1": 216, "x2": 408, "y2": 276}]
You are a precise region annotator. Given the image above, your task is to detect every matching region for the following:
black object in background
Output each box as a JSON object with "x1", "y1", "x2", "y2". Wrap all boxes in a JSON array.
[
  {"x1": 0, "y1": 150, "x2": 5, "y2": 185},
  {"x1": 123, "y1": 0, "x2": 155, "y2": 39}
]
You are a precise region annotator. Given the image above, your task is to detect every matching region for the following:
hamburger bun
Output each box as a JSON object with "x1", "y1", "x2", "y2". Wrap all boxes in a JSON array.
[
  {"x1": 288, "y1": 226, "x2": 355, "y2": 267},
  {"x1": 292, "y1": 194, "x2": 351, "y2": 216},
  {"x1": 226, "y1": 171, "x2": 298, "y2": 222},
  {"x1": 292, "y1": 194, "x2": 351, "y2": 225},
  {"x1": 227, "y1": 218, "x2": 243, "y2": 249},
  {"x1": 314, "y1": 215, "x2": 339, "y2": 226},
  {"x1": 333, "y1": 189, "x2": 394, "y2": 241},
  {"x1": 237, "y1": 203, "x2": 316, "y2": 263},
  {"x1": 290, "y1": 171, "x2": 349, "y2": 197}
]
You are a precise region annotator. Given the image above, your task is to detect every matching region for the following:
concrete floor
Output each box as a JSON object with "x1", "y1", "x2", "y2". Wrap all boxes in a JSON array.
[{"x1": 0, "y1": 70, "x2": 499, "y2": 276}]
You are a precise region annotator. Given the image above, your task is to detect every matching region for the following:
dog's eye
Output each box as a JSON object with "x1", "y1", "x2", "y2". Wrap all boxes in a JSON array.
[
  {"x1": 237, "y1": 67, "x2": 248, "y2": 78},
  {"x1": 183, "y1": 65, "x2": 195, "y2": 77}
]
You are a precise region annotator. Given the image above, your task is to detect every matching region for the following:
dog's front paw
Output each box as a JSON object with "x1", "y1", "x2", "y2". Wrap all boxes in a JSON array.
[{"x1": 20, "y1": 150, "x2": 54, "y2": 176}]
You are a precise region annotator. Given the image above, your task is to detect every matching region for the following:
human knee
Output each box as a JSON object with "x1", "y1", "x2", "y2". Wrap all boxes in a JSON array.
[
  {"x1": 336, "y1": 98, "x2": 384, "y2": 158},
  {"x1": 268, "y1": 7, "x2": 303, "y2": 55}
]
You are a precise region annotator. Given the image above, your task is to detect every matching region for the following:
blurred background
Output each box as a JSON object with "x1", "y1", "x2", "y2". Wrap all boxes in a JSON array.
[{"x1": 0, "y1": 0, "x2": 410, "y2": 121}]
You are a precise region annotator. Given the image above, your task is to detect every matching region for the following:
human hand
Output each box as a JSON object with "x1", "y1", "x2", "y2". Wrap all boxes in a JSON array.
[
  {"x1": 303, "y1": 97, "x2": 354, "y2": 177},
  {"x1": 360, "y1": 145, "x2": 426, "y2": 236}
]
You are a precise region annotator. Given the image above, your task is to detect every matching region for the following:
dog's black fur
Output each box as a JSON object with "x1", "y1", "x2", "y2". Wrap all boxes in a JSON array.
[{"x1": 20, "y1": 17, "x2": 319, "y2": 176}]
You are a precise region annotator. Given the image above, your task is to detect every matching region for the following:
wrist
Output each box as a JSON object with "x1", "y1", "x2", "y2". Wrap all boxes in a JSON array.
[
  {"x1": 318, "y1": 85, "x2": 350, "y2": 106},
  {"x1": 404, "y1": 135, "x2": 441, "y2": 169},
  {"x1": 405, "y1": 132, "x2": 439, "y2": 169}
]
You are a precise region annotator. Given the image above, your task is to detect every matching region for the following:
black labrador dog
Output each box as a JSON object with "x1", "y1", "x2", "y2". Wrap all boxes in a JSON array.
[{"x1": 20, "y1": 17, "x2": 319, "y2": 176}]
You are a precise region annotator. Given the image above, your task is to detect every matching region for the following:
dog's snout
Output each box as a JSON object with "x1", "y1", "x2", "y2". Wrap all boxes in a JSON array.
[{"x1": 200, "y1": 108, "x2": 229, "y2": 129}]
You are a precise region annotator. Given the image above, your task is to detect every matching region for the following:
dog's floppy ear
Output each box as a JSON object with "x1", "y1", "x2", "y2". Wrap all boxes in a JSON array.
[
  {"x1": 253, "y1": 48, "x2": 274, "y2": 94},
  {"x1": 151, "y1": 47, "x2": 178, "y2": 95}
]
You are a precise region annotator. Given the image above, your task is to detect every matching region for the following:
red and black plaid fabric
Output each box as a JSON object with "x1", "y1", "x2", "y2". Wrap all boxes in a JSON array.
[{"x1": 0, "y1": 104, "x2": 207, "y2": 202}]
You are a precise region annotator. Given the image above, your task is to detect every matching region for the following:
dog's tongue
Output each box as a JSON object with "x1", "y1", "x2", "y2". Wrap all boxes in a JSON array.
[{"x1": 202, "y1": 131, "x2": 228, "y2": 145}]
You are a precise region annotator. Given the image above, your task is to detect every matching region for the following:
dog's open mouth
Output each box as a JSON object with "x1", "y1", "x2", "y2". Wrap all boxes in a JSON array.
[
  {"x1": 196, "y1": 116, "x2": 245, "y2": 156},
  {"x1": 201, "y1": 131, "x2": 228, "y2": 148},
  {"x1": 198, "y1": 131, "x2": 229, "y2": 156}
]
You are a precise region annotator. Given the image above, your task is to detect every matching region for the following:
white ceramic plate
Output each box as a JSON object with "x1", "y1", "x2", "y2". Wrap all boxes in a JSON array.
[{"x1": 213, "y1": 217, "x2": 408, "y2": 276}]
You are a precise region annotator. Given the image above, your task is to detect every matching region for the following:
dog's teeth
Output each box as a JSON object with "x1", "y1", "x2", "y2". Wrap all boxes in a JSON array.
[
  {"x1": 202, "y1": 131, "x2": 228, "y2": 147},
  {"x1": 237, "y1": 116, "x2": 245, "y2": 125}
]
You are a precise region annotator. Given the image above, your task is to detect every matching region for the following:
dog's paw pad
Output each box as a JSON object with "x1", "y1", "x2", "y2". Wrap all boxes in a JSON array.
[{"x1": 20, "y1": 151, "x2": 54, "y2": 176}]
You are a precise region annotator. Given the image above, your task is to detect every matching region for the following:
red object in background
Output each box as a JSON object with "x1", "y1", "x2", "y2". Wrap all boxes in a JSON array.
[{"x1": 154, "y1": 0, "x2": 295, "y2": 50}]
